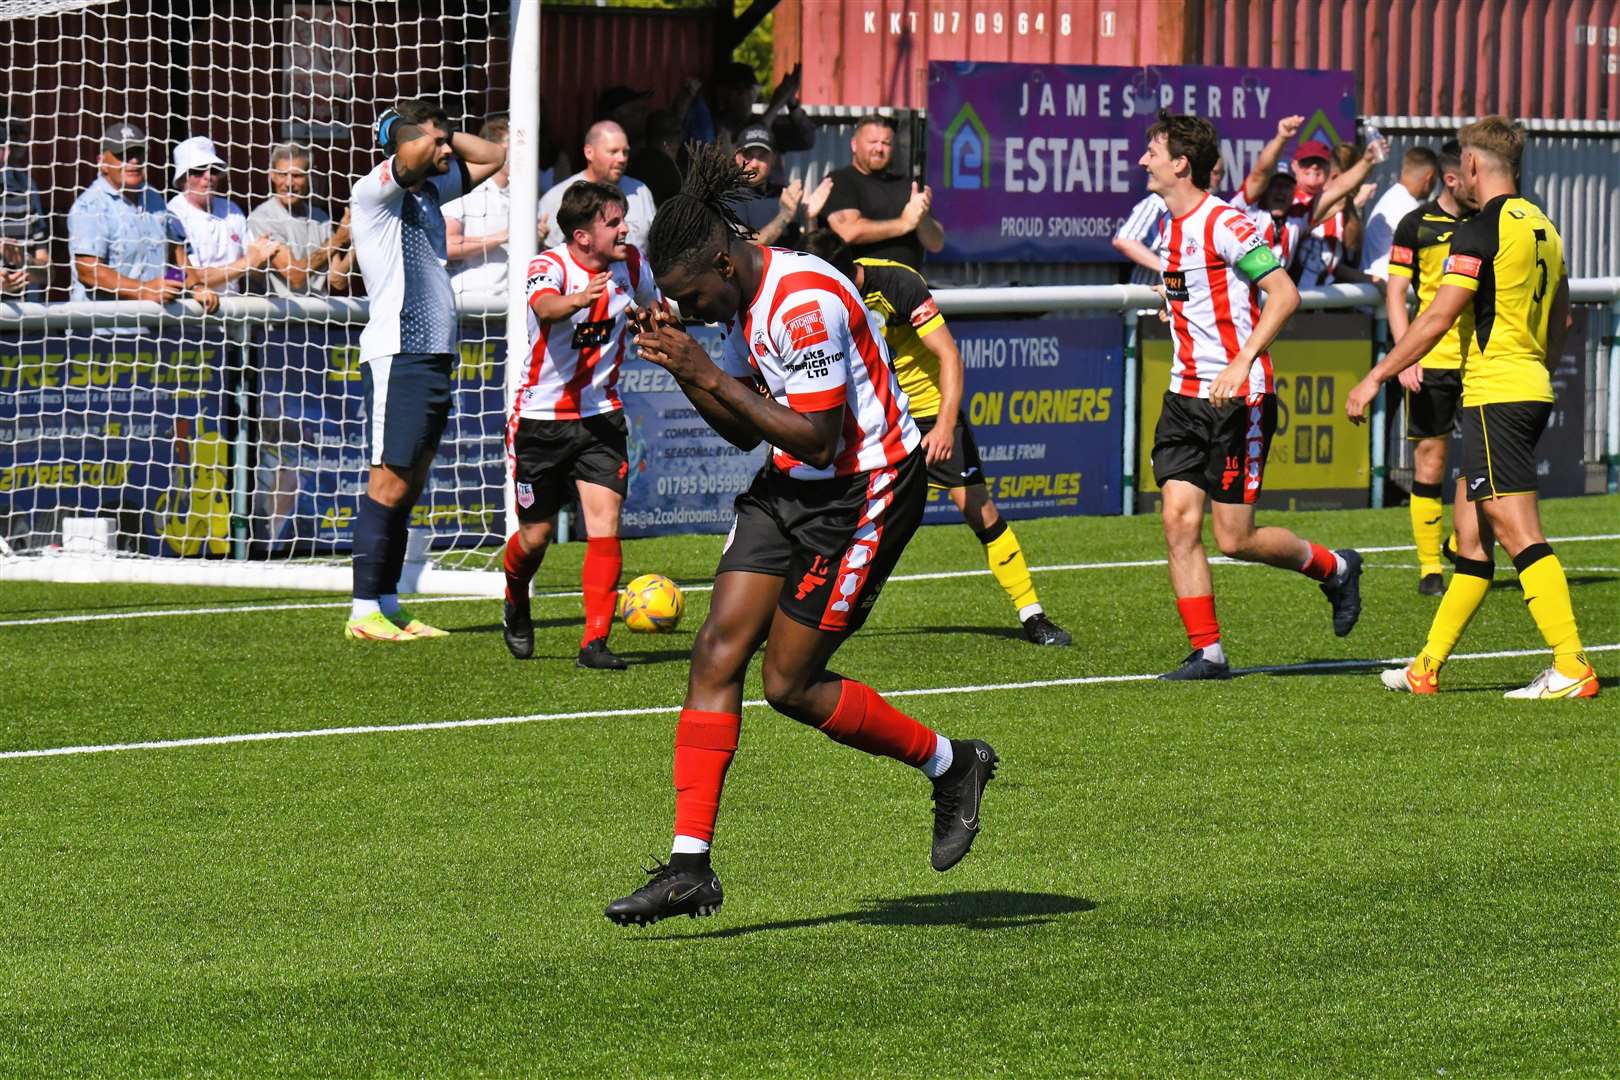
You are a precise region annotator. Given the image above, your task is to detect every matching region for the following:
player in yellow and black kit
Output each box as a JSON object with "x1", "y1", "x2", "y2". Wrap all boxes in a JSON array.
[
  {"x1": 1348, "y1": 116, "x2": 1597, "y2": 700},
  {"x1": 1386, "y1": 139, "x2": 1474, "y2": 595},
  {"x1": 806, "y1": 232, "x2": 1071, "y2": 645}
]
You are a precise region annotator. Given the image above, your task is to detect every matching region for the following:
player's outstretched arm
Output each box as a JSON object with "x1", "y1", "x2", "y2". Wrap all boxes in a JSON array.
[
  {"x1": 635, "y1": 320, "x2": 845, "y2": 467},
  {"x1": 1346, "y1": 283, "x2": 1471, "y2": 423},
  {"x1": 532, "y1": 272, "x2": 609, "y2": 322}
]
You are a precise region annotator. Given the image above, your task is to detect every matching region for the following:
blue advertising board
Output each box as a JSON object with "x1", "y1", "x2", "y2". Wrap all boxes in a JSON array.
[
  {"x1": 618, "y1": 324, "x2": 768, "y2": 538},
  {"x1": 255, "y1": 320, "x2": 508, "y2": 554},
  {"x1": 0, "y1": 331, "x2": 234, "y2": 556},
  {"x1": 927, "y1": 62, "x2": 1358, "y2": 262},
  {"x1": 930, "y1": 317, "x2": 1123, "y2": 521}
]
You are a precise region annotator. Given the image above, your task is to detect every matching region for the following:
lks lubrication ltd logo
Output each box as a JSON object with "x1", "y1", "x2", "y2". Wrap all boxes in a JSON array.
[{"x1": 943, "y1": 102, "x2": 990, "y2": 189}]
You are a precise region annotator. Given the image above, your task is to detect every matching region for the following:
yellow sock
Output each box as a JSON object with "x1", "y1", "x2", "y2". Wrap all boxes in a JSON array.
[
  {"x1": 981, "y1": 520, "x2": 1038, "y2": 614},
  {"x1": 1408, "y1": 483, "x2": 1445, "y2": 576},
  {"x1": 1420, "y1": 558, "x2": 1493, "y2": 665},
  {"x1": 1514, "y1": 547, "x2": 1587, "y2": 678}
]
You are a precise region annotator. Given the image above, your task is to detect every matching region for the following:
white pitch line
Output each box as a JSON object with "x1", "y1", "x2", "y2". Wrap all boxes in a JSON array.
[
  {"x1": 4, "y1": 531, "x2": 1618, "y2": 630},
  {"x1": 5, "y1": 642, "x2": 1616, "y2": 763}
]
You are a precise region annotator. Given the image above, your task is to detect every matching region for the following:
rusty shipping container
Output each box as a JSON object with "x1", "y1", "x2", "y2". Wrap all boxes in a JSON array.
[
  {"x1": 776, "y1": 1, "x2": 1199, "y2": 110},
  {"x1": 777, "y1": 0, "x2": 1620, "y2": 120},
  {"x1": 531, "y1": 6, "x2": 717, "y2": 154}
]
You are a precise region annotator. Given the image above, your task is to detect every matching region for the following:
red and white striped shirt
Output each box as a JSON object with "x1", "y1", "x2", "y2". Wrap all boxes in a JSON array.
[
  {"x1": 1293, "y1": 197, "x2": 1345, "y2": 288},
  {"x1": 1154, "y1": 193, "x2": 1280, "y2": 399},
  {"x1": 1229, "y1": 189, "x2": 1303, "y2": 269},
  {"x1": 718, "y1": 247, "x2": 919, "y2": 480},
  {"x1": 517, "y1": 243, "x2": 660, "y2": 420}
]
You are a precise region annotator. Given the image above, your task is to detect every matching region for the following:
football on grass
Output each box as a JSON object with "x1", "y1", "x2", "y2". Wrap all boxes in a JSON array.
[{"x1": 618, "y1": 573, "x2": 685, "y2": 633}]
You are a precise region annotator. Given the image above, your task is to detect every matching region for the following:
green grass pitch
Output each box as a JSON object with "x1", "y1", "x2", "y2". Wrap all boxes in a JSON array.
[{"x1": 3, "y1": 497, "x2": 1616, "y2": 1077}]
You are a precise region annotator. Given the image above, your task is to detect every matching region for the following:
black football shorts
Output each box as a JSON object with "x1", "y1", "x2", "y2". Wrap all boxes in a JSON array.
[
  {"x1": 716, "y1": 447, "x2": 926, "y2": 635},
  {"x1": 509, "y1": 412, "x2": 630, "y2": 522}
]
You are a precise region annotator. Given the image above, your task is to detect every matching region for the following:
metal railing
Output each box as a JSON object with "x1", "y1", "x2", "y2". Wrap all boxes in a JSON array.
[{"x1": 5, "y1": 278, "x2": 1619, "y2": 516}]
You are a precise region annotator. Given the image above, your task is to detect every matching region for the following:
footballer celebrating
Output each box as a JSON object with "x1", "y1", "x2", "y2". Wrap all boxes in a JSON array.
[
  {"x1": 604, "y1": 147, "x2": 998, "y2": 926},
  {"x1": 1141, "y1": 112, "x2": 1363, "y2": 680},
  {"x1": 344, "y1": 100, "x2": 505, "y2": 641},
  {"x1": 804, "y1": 231, "x2": 1071, "y2": 646},
  {"x1": 501, "y1": 181, "x2": 660, "y2": 670},
  {"x1": 1347, "y1": 117, "x2": 1598, "y2": 700}
]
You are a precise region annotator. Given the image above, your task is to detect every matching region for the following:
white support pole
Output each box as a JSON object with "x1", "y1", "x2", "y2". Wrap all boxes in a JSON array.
[{"x1": 506, "y1": 0, "x2": 541, "y2": 539}]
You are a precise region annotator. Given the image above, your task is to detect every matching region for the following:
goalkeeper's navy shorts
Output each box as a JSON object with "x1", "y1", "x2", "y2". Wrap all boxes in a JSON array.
[
  {"x1": 716, "y1": 447, "x2": 925, "y2": 636},
  {"x1": 362, "y1": 352, "x2": 455, "y2": 468}
]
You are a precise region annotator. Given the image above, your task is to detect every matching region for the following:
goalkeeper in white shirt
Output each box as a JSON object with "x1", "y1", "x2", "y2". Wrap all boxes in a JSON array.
[{"x1": 343, "y1": 99, "x2": 505, "y2": 642}]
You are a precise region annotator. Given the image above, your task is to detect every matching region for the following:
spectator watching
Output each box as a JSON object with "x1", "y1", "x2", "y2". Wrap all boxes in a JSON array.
[
  {"x1": 167, "y1": 135, "x2": 282, "y2": 298},
  {"x1": 0, "y1": 108, "x2": 49, "y2": 300},
  {"x1": 1361, "y1": 146, "x2": 1439, "y2": 283},
  {"x1": 67, "y1": 121, "x2": 216, "y2": 322},
  {"x1": 730, "y1": 125, "x2": 805, "y2": 247},
  {"x1": 822, "y1": 114, "x2": 942, "y2": 269},
  {"x1": 248, "y1": 142, "x2": 353, "y2": 296},
  {"x1": 540, "y1": 120, "x2": 655, "y2": 251},
  {"x1": 444, "y1": 116, "x2": 518, "y2": 296}
]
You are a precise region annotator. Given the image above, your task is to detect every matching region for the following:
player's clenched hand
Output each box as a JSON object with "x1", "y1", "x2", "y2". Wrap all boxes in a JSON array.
[
  {"x1": 1277, "y1": 115, "x2": 1305, "y2": 139},
  {"x1": 634, "y1": 324, "x2": 713, "y2": 384},
  {"x1": 1345, "y1": 375, "x2": 1380, "y2": 425},
  {"x1": 1207, "y1": 359, "x2": 1252, "y2": 409},
  {"x1": 1397, "y1": 363, "x2": 1424, "y2": 393},
  {"x1": 920, "y1": 421, "x2": 954, "y2": 466}
]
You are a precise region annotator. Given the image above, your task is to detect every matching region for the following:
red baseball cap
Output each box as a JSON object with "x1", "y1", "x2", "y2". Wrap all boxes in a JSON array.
[{"x1": 1293, "y1": 139, "x2": 1333, "y2": 164}]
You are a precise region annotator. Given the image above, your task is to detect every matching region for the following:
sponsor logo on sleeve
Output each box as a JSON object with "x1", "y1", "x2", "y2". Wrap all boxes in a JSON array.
[
  {"x1": 911, "y1": 297, "x2": 941, "y2": 328},
  {"x1": 1445, "y1": 254, "x2": 1482, "y2": 277},
  {"x1": 1390, "y1": 244, "x2": 1414, "y2": 265},
  {"x1": 782, "y1": 301, "x2": 830, "y2": 350}
]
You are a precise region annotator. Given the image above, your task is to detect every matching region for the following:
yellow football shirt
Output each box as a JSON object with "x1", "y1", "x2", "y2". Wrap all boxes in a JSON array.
[
  {"x1": 1439, "y1": 195, "x2": 1564, "y2": 405},
  {"x1": 855, "y1": 258, "x2": 948, "y2": 419},
  {"x1": 1386, "y1": 200, "x2": 1474, "y2": 372}
]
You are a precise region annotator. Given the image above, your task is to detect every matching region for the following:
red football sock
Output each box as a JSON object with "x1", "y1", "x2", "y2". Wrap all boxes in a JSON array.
[
  {"x1": 1175, "y1": 594, "x2": 1221, "y2": 649},
  {"x1": 673, "y1": 709, "x2": 740, "y2": 844},
  {"x1": 502, "y1": 532, "x2": 544, "y2": 604},
  {"x1": 581, "y1": 535, "x2": 623, "y2": 646},
  {"x1": 816, "y1": 679, "x2": 937, "y2": 767},
  {"x1": 1299, "y1": 542, "x2": 1338, "y2": 582}
]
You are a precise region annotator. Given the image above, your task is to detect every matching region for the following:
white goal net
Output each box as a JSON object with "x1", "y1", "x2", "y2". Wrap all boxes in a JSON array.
[{"x1": 0, "y1": 0, "x2": 523, "y2": 590}]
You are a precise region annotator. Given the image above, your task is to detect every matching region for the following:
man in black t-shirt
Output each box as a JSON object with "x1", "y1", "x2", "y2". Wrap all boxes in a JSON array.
[{"x1": 821, "y1": 114, "x2": 943, "y2": 269}]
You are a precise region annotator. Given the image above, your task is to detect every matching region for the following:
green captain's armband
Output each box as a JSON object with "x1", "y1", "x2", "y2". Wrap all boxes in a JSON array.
[{"x1": 1235, "y1": 244, "x2": 1282, "y2": 282}]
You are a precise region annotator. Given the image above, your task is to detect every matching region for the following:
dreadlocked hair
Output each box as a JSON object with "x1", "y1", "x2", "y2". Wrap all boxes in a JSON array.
[{"x1": 646, "y1": 141, "x2": 755, "y2": 275}]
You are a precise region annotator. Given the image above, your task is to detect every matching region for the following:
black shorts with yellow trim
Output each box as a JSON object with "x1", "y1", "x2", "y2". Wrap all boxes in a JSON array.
[
  {"x1": 715, "y1": 447, "x2": 926, "y2": 635},
  {"x1": 1404, "y1": 367, "x2": 1462, "y2": 441},
  {"x1": 509, "y1": 412, "x2": 629, "y2": 523},
  {"x1": 912, "y1": 411, "x2": 986, "y2": 489},
  {"x1": 1151, "y1": 390, "x2": 1278, "y2": 505},
  {"x1": 1458, "y1": 401, "x2": 1551, "y2": 502}
]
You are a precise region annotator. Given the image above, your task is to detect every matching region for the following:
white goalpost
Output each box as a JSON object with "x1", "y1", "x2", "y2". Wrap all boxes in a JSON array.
[{"x1": 0, "y1": 0, "x2": 540, "y2": 595}]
